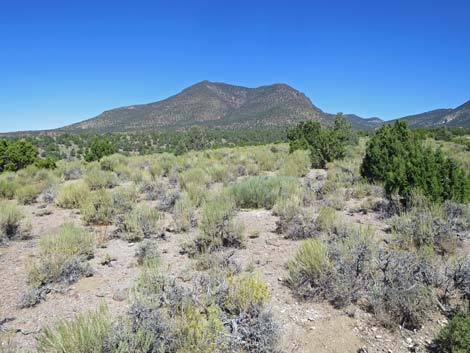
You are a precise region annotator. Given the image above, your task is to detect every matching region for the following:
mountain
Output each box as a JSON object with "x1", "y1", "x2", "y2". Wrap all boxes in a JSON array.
[
  {"x1": 62, "y1": 81, "x2": 331, "y2": 133},
  {"x1": 392, "y1": 100, "x2": 470, "y2": 128},
  {"x1": 2, "y1": 81, "x2": 468, "y2": 135},
  {"x1": 342, "y1": 114, "x2": 383, "y2": 130}
]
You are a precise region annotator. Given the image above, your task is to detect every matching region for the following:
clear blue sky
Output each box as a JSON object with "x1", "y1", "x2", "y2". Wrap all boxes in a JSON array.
[{"x1": 1, "y1": 0, "x2": 469, "y2": 132}]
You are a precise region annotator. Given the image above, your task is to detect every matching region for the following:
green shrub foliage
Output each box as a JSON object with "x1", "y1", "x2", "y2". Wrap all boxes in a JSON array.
[
  {"x1": 84, "y1": 137, "x2": 117, "y2": 162},
  {"x1": 435, "y1": 313, "x2": 470, "y2": 353},
  {"x1": 0, "y1": 139, "x2": 55, "y2": 173},
  {"x1": 287, "y1": 113, "x2": 353, "y2": 168},
  {"x1": 361, "y1": 121, "x2": 470, "y2": 202}
]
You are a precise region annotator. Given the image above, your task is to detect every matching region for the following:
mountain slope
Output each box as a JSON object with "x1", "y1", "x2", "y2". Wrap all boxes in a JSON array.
[
  {"x1": 63, "y1": 81, "x2": 330, "y2": 133},
  {"x1": 393, "y1": 100, "x2": 470, "y2": 128},
  {"x1": 342, "y1": 114, "x2": 383, "y2": 130}
]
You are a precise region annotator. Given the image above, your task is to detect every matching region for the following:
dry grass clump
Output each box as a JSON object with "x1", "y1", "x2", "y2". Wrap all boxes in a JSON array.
[
  {"x1": 84, "y1": 168, "x2": 118, "y2": 190},
  {"x1": 172, "y1": 192, "x2": 197, "y2": 233},
  {"x1": 231, "y1": 176, "x2": 301, "y2": 209},
  {"x1": 279, "y1": 149, "x2": 311, "y2": 177},
  {"x1": 114, "y1": 204, "x2": 163, "y2": 242},
  {"x1": 56, "y1": 181, "x2": 90, "y2": 209},
  {"x1": 80, "y1": 189, "x2": 115, "y2": 225},
  {"x1": 15, "y1": 184, "x2": 41, "y2": 205},
  {"x1": 187, "y1": 192, "x2": 244, "y2": 255},
  {"x1": 389, "y1": 196, "x2": 470, "y2": 254},
  {"x1": 36, "y1": 304, "x2": 111, "y2": 353},
  {"x1": 0, "y1": 176, "x2": 19, "y2": 200},
  {"x1": 23, "y1": 224, "x2": 94, "y2": 307},
  {"x1": 0, "y1": 201, "x2": 29, "y2": 244}
]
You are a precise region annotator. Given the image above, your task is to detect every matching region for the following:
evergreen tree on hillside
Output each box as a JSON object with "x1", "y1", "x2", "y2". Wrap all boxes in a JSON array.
[{"x1": 84, "y1": 138, "x2": 116, "y2": 162}]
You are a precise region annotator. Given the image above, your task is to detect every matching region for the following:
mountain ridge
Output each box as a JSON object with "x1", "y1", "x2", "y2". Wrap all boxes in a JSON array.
[{"x1": 2, "y1": 81, "x2": 469, "y2": 135}]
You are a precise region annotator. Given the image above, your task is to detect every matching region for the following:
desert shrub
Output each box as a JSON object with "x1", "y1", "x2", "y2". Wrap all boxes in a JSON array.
[
  {"x1": 435, "y1": 313, "x2": 470, "y2": 353},
  {"x1": 272, "y1": 194, "x2": 302, "y2": 221},
  {"x1": 140, "y1": 179, "x2": 179, "y2": 211},
  {"x1": 230, "y1": 176, "x2": 300, "y2": 209},
  {"x1": 230, "y1": 306, "x2": 280, "y2": 353},
  {"x1": 40, "y1": 184, "x2": 58, "y2": 204},
  {"x1": 0, "y1": 178, "x2": 19, "y2": 199},
  {"x1": 80, "y1": 190, "x2": 115, "y2": 225},
  {"x1": 135, "y1": 239, "x2": 159, "y2": 265},
  {"x1": 15, "y1": 184, "x2": 41, "y2": 205},
  {"x1": 184, "y1": 181, "x2": 207, "y2": 207},
  {"x1": 178, "y1": 167, "x2": 211, "y2": 190},
  {"x1": 279, "y1": 149, "x2": 311, "y2": 177},
  {"x1": 277, "y1": 210, "x2": 316, "y2": 240},
  {"x1": 36, "y1": 304, "x2": 111, "y2": 353},
  {"x1": 252, "y1": 147, "x2": 278, "y2": 172},
  {"x1": 361, "y1": 121, "x2": 470, "y2": 203},
  {"x1": 224, "y1": 273, "x2": 269, "y2": 315},
  {"x1": 100, "y1": 154, "x2": 126, "y2": 172},
  {"x1": 27, "y1": 224, "x2": 94, "y2": 289},
  {"x1": 207, "y1": 163, "x2": 232, "y2": 184},
  {"x1": 84, "y1": 168, "x2": 118, "y2": 190},
  {"x1": 62, "y1": 163, "x2": 84, "y2": 181},
  {"x1": 111, "y1": 186, "x2": 138, "y2": 214},
  {"x1": 0, "y1": 201, "x2": 27, "y2": 243},
  {"x1": 193, "y1": 192, "x2": 243, "y2": 253},
  {"x1": 173, "y1": 193, "x2": 197, "y2": 233},
  {"x1": 315, "y1": 206, "x2": 348, "y2": 238},
  {"x1": 115, "y1": 205, "x2": 162, "y2": 242},
  {"x1": 56, "y1": 181, "x2": 90, "y2": 209},
  {"x1": 389, "y1": 197, "x2": 469, "y2": 254},
  {"x1": 175, "y1": 302, "x2": 227, "y2": 353},
  {"x1": 324, "y1": 230, "x2": 376, "y2": 308},
  {"x1": 287, "y1": 239, "x2": 331, "y2": 298},
  {"x1": 370, "y1": 250, "x2": 434, "y2": 329},
  {"x1": 323, "y1": 189, "x2": 346, "y2": 210}
]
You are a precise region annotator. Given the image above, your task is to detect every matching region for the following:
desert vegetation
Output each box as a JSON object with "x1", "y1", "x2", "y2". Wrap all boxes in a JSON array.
[{"x1": 0, "y1": 122, "x2": 469, "y2": 353}]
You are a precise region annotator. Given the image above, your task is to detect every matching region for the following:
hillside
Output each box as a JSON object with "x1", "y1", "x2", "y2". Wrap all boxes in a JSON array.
[
  {"x1": 392, "y1": 100, "x2": 470, "y2": 128},
  {"x1": 62, "y1": 81, "x2": 330, "y2": 133}
]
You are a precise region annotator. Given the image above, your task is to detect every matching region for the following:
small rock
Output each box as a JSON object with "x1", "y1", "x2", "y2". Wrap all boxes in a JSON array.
[
  {"x1": 375, "y1": 335, "x2": 382, "y2": 339},
  {"x1": 113, "y1": 288, "x2": 129, "y2": 302}
]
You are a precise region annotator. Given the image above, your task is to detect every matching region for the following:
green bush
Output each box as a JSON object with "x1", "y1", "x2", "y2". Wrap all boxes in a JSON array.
[
  {"x1": 361, "y1": 121, "x2": 470, "y2": 203},
  {"x1": 287, "y1": 113, "x2": 353, "y2": 168},
  {"x1": 84, "y1": 137, "x2": 116, "y2": 162},
  {"x1": 56, "y1": 181, "x2": 90, "y2": 209},
  {"x1": 435, "y1": 314, "x2": 470, "y2": 353},
  {"x1": 0, "y1": 139, "x2": 38, "y2": 172}
]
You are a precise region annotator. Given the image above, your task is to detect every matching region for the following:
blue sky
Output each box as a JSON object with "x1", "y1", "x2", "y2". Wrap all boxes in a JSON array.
[{"x1": 1, "y1": 0, "x2": 469, "y2": 132}]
